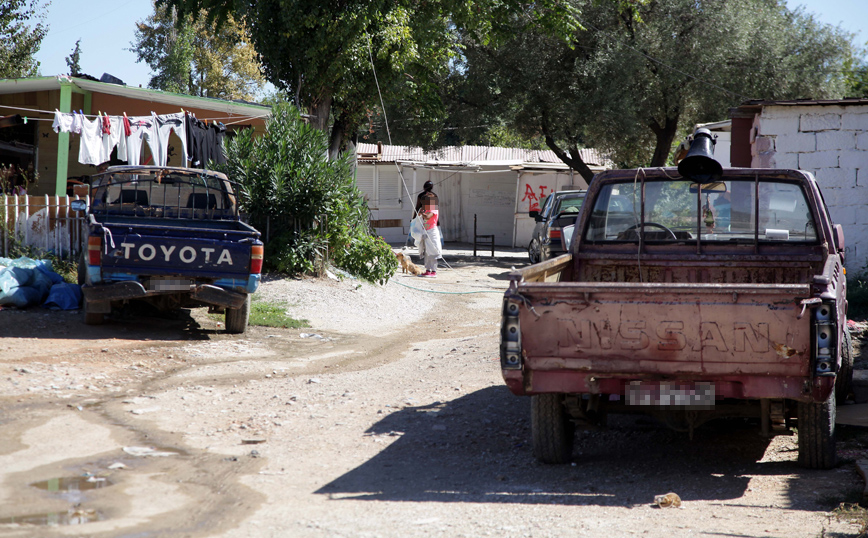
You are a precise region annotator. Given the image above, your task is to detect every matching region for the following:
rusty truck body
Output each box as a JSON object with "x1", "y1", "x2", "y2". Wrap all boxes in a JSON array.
[{"x1": 500, "y1": 166, "x2": 851, "y2": 469}]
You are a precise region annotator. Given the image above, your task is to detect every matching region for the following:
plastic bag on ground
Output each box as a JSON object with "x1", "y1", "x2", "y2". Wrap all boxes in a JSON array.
[
  {"x1": 0, "y1": 257, "x2": 67, "y2": 308},
  {"x1": 42, "y1": 282, "x2": 83, "y2": 310}
]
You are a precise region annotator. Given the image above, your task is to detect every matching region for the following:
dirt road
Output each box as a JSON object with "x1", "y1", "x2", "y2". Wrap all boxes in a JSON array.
[{"x1": 0, "y1": 249, "x2": 866, "y2": 537}]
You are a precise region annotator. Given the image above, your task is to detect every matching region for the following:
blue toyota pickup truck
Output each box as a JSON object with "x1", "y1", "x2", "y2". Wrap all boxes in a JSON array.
[{"x1": 72, "y1": 165, "x2": 263, "y2": 333}]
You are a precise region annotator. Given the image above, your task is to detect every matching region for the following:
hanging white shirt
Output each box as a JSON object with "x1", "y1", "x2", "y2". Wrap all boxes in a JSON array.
[
  {"x1": 52, "y1": 110, "x2": 75, "y2": 133},
  {"x1": 78, "y1": 114, "x2": 102, "y2": 165}
]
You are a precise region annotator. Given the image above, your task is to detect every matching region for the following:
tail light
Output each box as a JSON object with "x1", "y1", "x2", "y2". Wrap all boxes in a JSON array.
[
  {"x1": 547, "y1": 227, "x2": 562, "y2": 240},
  {"x1": 87, "y1": 236, "x2": 101, "y2": 265},
  {"x1": 250, "y1": 244, "x2": 263, "y2": 274}
]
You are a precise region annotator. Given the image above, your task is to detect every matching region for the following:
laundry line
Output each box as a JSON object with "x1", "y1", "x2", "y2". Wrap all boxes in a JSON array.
[
  {"x1": 50, "y1": 108, "x2": 252, "y2": 168},
  {"x1": 0, "y1": 103, "x2": 269, "y2": 124}
]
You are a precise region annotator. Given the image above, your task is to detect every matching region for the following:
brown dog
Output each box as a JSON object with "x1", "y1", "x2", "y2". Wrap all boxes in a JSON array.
[{"x1": 396, "y1": 251, "x2": 422, "y2": 275}]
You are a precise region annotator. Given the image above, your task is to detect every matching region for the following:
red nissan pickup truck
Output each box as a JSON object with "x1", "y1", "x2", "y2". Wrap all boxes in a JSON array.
[{"x1": 501, "y1": 163, "x2": 850, "y2": 469}]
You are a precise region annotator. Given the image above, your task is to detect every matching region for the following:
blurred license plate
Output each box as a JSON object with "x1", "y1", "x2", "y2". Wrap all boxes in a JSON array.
[
  {"x1": 149, "y1": 278, "x2": 192, "y2": 291},
  {"x1": 626, "y1": 381, "x2": 715, "y2": 408}
]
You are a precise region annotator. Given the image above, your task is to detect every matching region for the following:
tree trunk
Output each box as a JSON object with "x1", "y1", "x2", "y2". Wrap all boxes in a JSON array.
[
  {"x1": 328, "y1": 110, "x2": 349, "y2": 161},
  {"x1": 309, "y1": 93, "x2": 332, "y2": 133},
  {"x1": 649, "y1": 115, "x2": 680, "y2": 168},
  {"x1": 541, "y1": 119, "x2": 595, "y2": 183}
]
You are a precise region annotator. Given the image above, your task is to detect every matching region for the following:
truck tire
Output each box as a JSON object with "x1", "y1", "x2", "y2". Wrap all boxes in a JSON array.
[
  {"x1": 83, "y1": 300, "x2": 104, "y2": 326},
  {"x1": 836, "y1": 327, "x2": 854, "y2": 402},
  {"x1": 532, "y1": 393, "x2": 574, "y2": 464},
  {"x1": 797, "y1": 389, "x2": 836, "y2": 469},
  {"x1": 225, "y1": 295, "x2": 250, "y2": 334},
  {"x1": 77, "y1": 252, "x2": 87, "y2": 286}
]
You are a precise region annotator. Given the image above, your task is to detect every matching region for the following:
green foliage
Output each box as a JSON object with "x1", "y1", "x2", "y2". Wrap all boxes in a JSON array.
[
  {"x1": 0, "y1": 163, "x2": 37, "y2": 194},
  {"x1": 448, "y1": 0, "x2": 857, "y2": 177},
  {"x1": 0, "y1": 0, "x2": 47, "y2": 79},
  {"x1": 220, "y1": 103, "x2": 397, "y2": 283},
  {"x1": 333, "y1": 233, "x2": 398, "y2": 286},
  {"x1": 65, "y1": 39, "x2": 82, "y2": 75},
  {"x1": 843, "y1": 49, "x2": 868, "y2": 98},
  {"x1": 249, "y1": 298, "x2": 309, "y2": 329},
  {"x1": 158, "y1": 0, "x2": 578, "y2": 156},
  {"x1": 131, "y1": 4, "x2": 264, "y2": 100},
  {"x1": 209, "y1": 297, "x2": 310, "y2": 328},
  {"x1": 847, "y1": 275, "x2": 868, "y2": 320},
  {"x1": 267, "y1": 228, "x2": 326, "y2": 276}
]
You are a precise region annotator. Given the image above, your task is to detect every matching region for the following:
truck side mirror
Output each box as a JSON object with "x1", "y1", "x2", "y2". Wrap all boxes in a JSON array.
[
  {"x1": 834, "y1": 224, "x2": 845, "y2": 258},
  {"x1": 70, "y1": 199, "x2": 87, "y2": 212},
  {"x1": 529, "y1": 210, "x2": 540, "y2": 219}
]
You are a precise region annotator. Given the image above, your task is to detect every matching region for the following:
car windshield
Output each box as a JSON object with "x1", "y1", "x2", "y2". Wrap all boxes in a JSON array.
[{"x1": 583, "y1": 179, "x2": 818, "y2": 243}]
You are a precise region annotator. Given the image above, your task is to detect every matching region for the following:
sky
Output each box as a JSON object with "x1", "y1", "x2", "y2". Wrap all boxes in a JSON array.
[
  {"x1": 30, "y1": 0, "x2": 868, "y2": 91},
  {"x1": 34, "y1": 0, "x2": 154, "y2": 87}
]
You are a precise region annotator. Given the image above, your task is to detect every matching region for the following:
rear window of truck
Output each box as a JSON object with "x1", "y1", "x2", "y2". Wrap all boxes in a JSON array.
[{"x1": 584, "y1": 179, "x2": 818, "y2": 243}]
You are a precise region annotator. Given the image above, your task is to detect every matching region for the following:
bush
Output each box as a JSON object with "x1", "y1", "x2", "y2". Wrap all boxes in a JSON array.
[
  {"x1": 848, "y1": 275, "x2": 868, "y2": 320},
  {"x1": 220, "y1": 103, "x2": 396, "y2": 283}
]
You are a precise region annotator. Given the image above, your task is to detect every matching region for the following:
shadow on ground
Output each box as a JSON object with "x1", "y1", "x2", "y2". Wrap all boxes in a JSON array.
[
  {"x1": 317, "y1": 385, "x2": 859, "y2": 511},
  {"x1": 0, "y1": 301, "x2": 214, "y2": 342}
]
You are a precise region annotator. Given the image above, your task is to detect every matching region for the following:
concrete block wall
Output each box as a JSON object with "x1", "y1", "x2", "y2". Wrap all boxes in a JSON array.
[{"x1": 753, "y1": 105, "x2": 868, "y2": 275}]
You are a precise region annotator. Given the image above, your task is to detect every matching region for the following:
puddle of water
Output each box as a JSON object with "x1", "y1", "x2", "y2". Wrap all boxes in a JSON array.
[
  {"x1": 31, "y1": 476, "x2": 113, "y2": 492},
  {"x1": 0, "y1": 508, "x2": 104, "y2": 526}
]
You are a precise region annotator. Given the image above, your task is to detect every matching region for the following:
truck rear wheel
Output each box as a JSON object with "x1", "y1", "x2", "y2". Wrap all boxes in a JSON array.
[
  {"x1": 836, "y1": 327, "x2": 854, "y2": 402},
  {"x1": 83, "y1": 300, "x2": 104, "y2": 325},
  {"x1": 225, "y1": 295, "x2": 250, "y2": 334},
  {"x1": 797, "y1": 389, "x2": 836, "y2": 469},
  {"x1": 532, "y1": 393, "x2": 574, "y2": 464}
]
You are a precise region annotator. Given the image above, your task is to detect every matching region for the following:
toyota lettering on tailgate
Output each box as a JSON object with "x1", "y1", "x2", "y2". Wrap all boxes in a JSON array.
[{"x1": 116, "y1": 242, "x2": 234, "y2": 266}]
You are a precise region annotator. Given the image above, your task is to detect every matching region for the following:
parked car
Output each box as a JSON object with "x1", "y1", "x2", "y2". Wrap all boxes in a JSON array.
[{"x1": 527, "y1": 190, "x2": 586, "y2": 263}]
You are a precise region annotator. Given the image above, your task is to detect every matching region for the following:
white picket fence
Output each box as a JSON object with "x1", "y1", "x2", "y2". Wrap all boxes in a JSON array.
[{"x1": 1, "y1": 195, "x2": 88, "y2": 261}]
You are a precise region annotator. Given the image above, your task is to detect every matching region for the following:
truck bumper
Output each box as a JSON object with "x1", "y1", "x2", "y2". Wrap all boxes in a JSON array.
[
  {"x1": 82, "y1": 281, "x2": 147, "y2": 302},
  {"x1": 82, "y1": 281, "x2": 247, "y2": 309},
  {"x1": 502, "y1": 369, "x2": 835, "y2": 404},
  {"x1": 191, "y1": 284, "x2": 247, "y2": 309}
]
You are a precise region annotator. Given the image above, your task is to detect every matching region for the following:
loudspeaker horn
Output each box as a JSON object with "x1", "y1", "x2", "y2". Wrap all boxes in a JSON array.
[{"x1": 677, "y1": 128, "x2": 722, "y2": 183}]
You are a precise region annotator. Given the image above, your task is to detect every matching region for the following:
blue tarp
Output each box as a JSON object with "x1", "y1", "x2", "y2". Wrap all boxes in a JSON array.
[
  {"x1": 0, "y1": 257, "x2": 80, "y2": 310},
  {"x1": 43, "y1": 282, "x2": 83, "y2": 310}
]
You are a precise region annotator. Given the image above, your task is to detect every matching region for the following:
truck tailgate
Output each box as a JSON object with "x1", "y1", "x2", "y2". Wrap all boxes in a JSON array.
[
  {"x1": 514, "y1": 282, "x2": 813, "y2": 379},
  {"x1": 100, "y1": 225, "x2": 254, "y2": 278}
]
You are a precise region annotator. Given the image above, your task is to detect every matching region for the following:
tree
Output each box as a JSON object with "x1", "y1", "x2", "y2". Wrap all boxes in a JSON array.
[
  {"x1": 843, "y1": 45, "x2": 868, "y2": 98},
  {"x1": 449, "y1": 0, "x2": 856, "y2": 179},
  {"x1": 65, "y1": 39, "x2": 82, "y2": 75},
  {"x1": 0, "y1": 0, "x2": 47, "y2": 79},
  {"x1": 157, "y1": 0, "x2": 578, "y2": 158},
  {"x1": 131, "y1": 3, "x2": 264, "y2": 100}
]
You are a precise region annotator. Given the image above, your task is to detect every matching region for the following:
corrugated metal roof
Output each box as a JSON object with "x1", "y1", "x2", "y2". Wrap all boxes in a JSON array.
[
  {"x1": 739, "y1": 98, "x2": 868, "y2": 108},
  {"x1": 356, "y1": 143, "x2": 611, "y2": 167}
]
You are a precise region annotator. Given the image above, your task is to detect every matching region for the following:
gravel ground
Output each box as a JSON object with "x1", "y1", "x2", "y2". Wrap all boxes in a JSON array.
[{"x1": 0, "y1": 246, "x2": 866, "y2": 537}]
